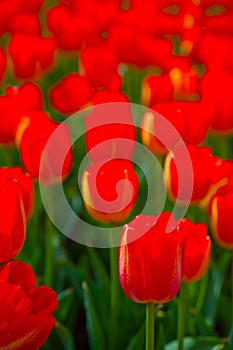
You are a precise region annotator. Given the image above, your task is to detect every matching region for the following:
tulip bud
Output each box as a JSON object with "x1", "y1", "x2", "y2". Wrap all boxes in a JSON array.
[
  {"x1": 119, "y1": 212, "x2": 182, "y2": 303},
  {"x1": 16, "y1": 112, "x2": 73, "y2": 183},
  {"x1": 81, "y1": 46, "x2": 119, "y2": 89},
  {"x1": 85, "y1": 102, "x2": 136, "y2": 162},
  {"x1": 164, "y1": 145, "x2": 215, "y2": 203},
  {"x1": 209, "y1": 181, "x2": 233, "y2": 249},
  {"x1": 180, "y1": 219, "x2": 211, "y2": 282},
  {"x1": 50, "y1": 74, "x2": 93, "y2": 114},
  {"x1": 0, "y1": 179, "x2": 26, "y2": 263},
  {"x1": 81, "y1": 159, "x2": 138, "y2": 224},
  {"x1": 0, "y1": 167, "x2": 34, "y2": 221}
]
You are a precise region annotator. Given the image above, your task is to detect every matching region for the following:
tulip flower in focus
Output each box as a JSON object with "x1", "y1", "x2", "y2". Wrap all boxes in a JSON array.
[
  {"x1": 0, "y1": 178, "x2": 26, "y2": 263},
  {"x1": 16, "y1": 111, "x2": 73, "y2": 183},
  {"x1": 82, "y1": 159, "x2": 138, "y2": 224},
  {"x1": 209, "y1": 180, "x2": 233, "y2": 249},
  {"x1": 0, "y1": 260, "x2": 58, "y2": 350},
  {"x1": 0, "y1": 167, "x2": 34, "y2": 220},
  {"x1": 119, "y1": 212, "x2": 181, "y2": 303},
  {"x1": 180, "y1": 219, "x2": 211, "y2": 282}
]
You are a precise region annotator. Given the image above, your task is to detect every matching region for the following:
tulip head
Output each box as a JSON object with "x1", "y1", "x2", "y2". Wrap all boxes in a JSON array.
[
  {"x1": 180, "y1": 219, "x2": 211, "y2": 282},
  {"x1": 119, "y1": 212, "x2": 182, "y2": 303},
  {"x1": 82, "y1": 159, "x2": 138, "y2": 224}
]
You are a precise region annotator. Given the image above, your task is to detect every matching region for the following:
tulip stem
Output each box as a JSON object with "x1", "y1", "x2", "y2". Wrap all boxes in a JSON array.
[
  {"x1": 109, "y1": 229, "x2": 120, "y2": 350},
  {"x1": 231, "y1": 252, "x2": 233, "y2": 327},
  {"x1": 146, "y1": 303, "x2": 155, "y2": 350},
  {"x1": 177, "y1": 283, "x2": 186, "y2": 350},
  {"x1": 44, "y1": 190, "x2": 55, "y2": 287},
  {"x1": 44, "y1": 218, "x2": 54, "y2": 286}
]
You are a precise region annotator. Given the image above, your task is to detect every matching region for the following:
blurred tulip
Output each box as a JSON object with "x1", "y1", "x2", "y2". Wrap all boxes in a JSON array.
[
  {"x1": 85, "y1": 102, "x2": 136, "y2": 162},
  {"x1": 0, "y1": 167, "x2": 34, "y2": 220},
  {"x1": 209, "y1": 180, "x2": 233, "y2": 249},
  {"x1": 92, "y1": 90, "x2": 128, "y2": 104},
  {"x1": 10, "y1": 13, "x2": 41, "y2": 35},
  {"x1": 0, "y1": 260, "x2": 58, "y2": 350},
  {"x1": 81, "y1": 46, "x2": 119, "y2": 89},
  {"x1": 164, "y1": 145, "x2": 215, "y2": 203},
  {"x1": 47, "y1": 4, "x2": 96, "y2": 50},
  {"x1": 200, "y1": 70, "x2": 233, "y2": 132},
  {"x1": 0, "y1": 82, "x2": 43, "y2": 144},
  {"x1": 16, "y1": 112, "x2": 73, "y2": 183},
  {"x1": 109, "y1": 26, "x2": 172, "y2": 67},
  {"x1": 141, "y1": 74, "x2": 174, "y2": 107},
  {"x1": 0, "y1": 178, "x2": 26, "y2": 263},
  {"x1": 180, "y1": 219, "x2": 211, "y2": 282},
  {"x1": 119, "y1": 212, "x2": 182, "y2": 303},
  {"x1": 141, "y1": 101, "x2": 211, "y2": 156},
  {"x1": 8, "y1": 34, "x2": 57, "y2": 79},
  {"x1": 50, "y1": 74, "x2": 93, "y2": 114},
  {"x1": 82, "y1": 159, "x2": 138, "y2": 224}
]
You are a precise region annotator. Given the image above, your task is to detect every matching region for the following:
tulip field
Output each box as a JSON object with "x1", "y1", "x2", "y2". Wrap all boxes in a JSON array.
[{"x1": 0, "y1": 0, "x2": 233, "y2": 349}]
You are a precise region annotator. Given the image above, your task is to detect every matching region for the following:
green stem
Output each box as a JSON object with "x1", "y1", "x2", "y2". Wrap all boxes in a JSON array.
[
  {"x1": 109, "y1": 229, "x2": 120, "y2": 350},
  {"x1": 44, "y1": 218, "x2": 54, "y2": 286},
  {"x1": 195, "y1": 271, "x2": 209, "y2": 314},
  {"x1": 146, "y1": 303, "x2": 155, "y2": 350},
  {"x1": 231, "y1": 252, "x2": 233, "y2": 328},
  {"x1": 178, "y1": 283, "x2": 186, "y2": 350},
  {"x1": 44, "y1": 189, "x2": 55, "y2": 287}
]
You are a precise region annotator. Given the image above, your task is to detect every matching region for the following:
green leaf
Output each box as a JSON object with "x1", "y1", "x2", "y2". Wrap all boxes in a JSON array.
[
  {"x1": 126, "y1": 322, "x2": 145, "y2": 350},
  {"x1": 55, "y1": 322, "x2": 76, "y2": 350},
  {"x1": 82, "y1": 281, "x2": 106, "y2": 350},
  {"x1": 87, "y1": 247, "x2": 110, "y2": 294},
  {"x1": 203, "y1": 252, "x2": 231, "y2": 326},
  {"x1": 55, "y1": 288, "x2": 74, "y2": 323},
  {"x1": 165, "y1": 337, "x2": 226, "y2": 350}
]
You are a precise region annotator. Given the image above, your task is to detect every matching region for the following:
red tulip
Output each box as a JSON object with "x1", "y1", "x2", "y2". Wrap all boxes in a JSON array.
[
  {"x1": 10, "y1": 13, "x2": 41, "y2": 35},
  {"x1": 0, "y1": 167, "x2": 34, "y2": 220},
  {"x1": 85, "y1": 102, "x2": 136, "y2": 162},
  {"x1": 81, "y1": 159, "x2": 138, "y2": 224},
  {"x1": 164, "y1": 145, "x2": 215, "y2": 203},
  {"x1": 16, "y1": 111, "x2": 73, "y2": 183},
  {"x1": 141, "y1": 74, "x2": 174, "y2": 107},
  {"x1": 47, "y1": 4, "x2": 96, "y2": 50},
  {"x1": 192, "y1": 34, "x2": 233, "y2": 73},
  {"x1": 81, "y1": 46, "x2": 119, "y2": 89},
  {"x1": 0, "y1": 260, "x2": 58, "y2": 350},
  {"x1": 141, "y1": 101, "x2": 211, "y2": 156},
  {"x1": 92, "y1": 90, "x2": 128, "y2": 105},
  {"x1": 200, "y1": 69, "x2": 233, "y2": 133},
  {"x1": 119, "y1": 212, "x2": 182, "y2": 303},
  {"x1": 50, "y1": 74, "x2": 93, "y2": 114},
  {"x1": 109, "y1": 25, "x2": 172, "y2": 68},
  {"x1": 0, "y1": 82, "x2": 43, "y2": 144},
  {"x1": 8, "y1": 33, "x2": 57, "y2": 79},
  {"x1": 209, "y1": 180, "x2": 233, "y2": 249},
  {"x1": 0, "y1": 178, "x2": 26, "y2": 263},
  {"x1": 180, "y1": 219, "x2": 211, "y2": 282}
]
